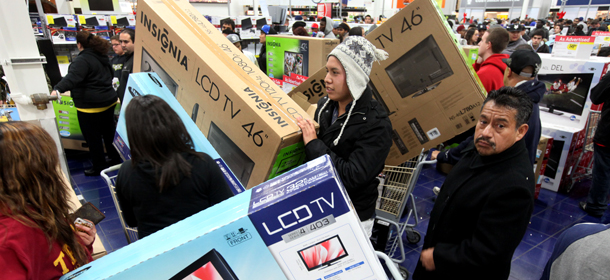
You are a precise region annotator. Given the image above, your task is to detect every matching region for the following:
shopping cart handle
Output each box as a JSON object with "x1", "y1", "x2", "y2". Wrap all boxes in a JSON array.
[
  {"x1": 420, "y1": 159, "x2": 437, "y2": 166},
  {"x1": 376, "y1": 251, "x2": 404, "y2": 279}
]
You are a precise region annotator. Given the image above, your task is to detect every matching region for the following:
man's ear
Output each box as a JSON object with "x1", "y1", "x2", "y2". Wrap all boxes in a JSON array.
[{"x1": 515, "y1": 123, "x2": 529, "y2": 142}]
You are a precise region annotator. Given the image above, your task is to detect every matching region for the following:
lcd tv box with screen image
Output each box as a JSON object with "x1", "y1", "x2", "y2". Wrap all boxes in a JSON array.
[
  {"x1": 537, "y1": 54, "x2": 610, "y2": 130},
  {"x1": 265, "y1": 35, "x2": 339, "y2": 93},
  {"x1": 113, "y1": 73, "x2": 245, "y2": 195},
  {"x1": 62, "y1": 155, "x2": 385, "y2": 280},
  {"x1": 134, "y1": 0, "x2": 316, "y2": 189},
  {"x1": 539, "y1": 124, "x2": 584, "y2": 192},
  {"x1": 289, "y1": 0, "x2": 487, "y2": 164}
]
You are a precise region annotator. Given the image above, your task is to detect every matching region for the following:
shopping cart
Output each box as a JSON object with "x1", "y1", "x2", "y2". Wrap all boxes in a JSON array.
[
  {"x1": 568, "y1": 110, "x2": 601, "y2": 192},
  {"x1": 100, "y1": 164, "x2": 139, "y2": 244},
  {"x1": 375, "y1": 149, "x2": 437, "y2": 279}
]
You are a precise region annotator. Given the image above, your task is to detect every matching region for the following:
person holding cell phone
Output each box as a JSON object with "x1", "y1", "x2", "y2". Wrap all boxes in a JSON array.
[{"x1": 0, "y1": 122, "x2": 96, "y2": 279}]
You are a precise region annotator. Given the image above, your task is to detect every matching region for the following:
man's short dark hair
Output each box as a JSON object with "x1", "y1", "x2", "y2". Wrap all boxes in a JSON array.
[
  {"x1": 592, "y1": 19, "x2": 600, "y2": 25},
  {"x1": 110, "y1": 35, "x2": 120, "y2": 41},
  {"x1": 515, "y1": 44, "x2": 534, "y2": 51},
  {"x1": 483, "y1": 87, "x2": 533, "y2": 128},
  {"x1": 598, "y1": 46, "x2": 610, "y2": 57},
  {"x1": 120, "y1": 28, "x2": 135, "y2": 42},
  {"x1": 365, "y1": 15, "x2": 371, "y2": 19},
  {"x1": 485, "y1": 27, "x2": 510, "y2": 54},
  {"x1": 348, "y1": 27, "x2": 364, "y2": 36},
  {"x1": 221, "y1": 18, "x2": 235, "y2": 30},
  {"x1": 531, "y1": 29, "x2": 545, "y2": 38}
]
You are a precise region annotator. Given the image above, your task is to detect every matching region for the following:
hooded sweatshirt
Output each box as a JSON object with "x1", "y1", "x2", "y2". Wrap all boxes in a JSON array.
[
  {"x1": 473, "y1": 53, "x2": 509, "y2": 93},
  {"x1": 322, "y1": 17, "x2": 337, "y2": 39},
  {"x1": 516, "y1": 79, "x2": 546, "y2": 165},
  {"x1": 503, "y1": 37, "x2": 528, "y2": 55}
]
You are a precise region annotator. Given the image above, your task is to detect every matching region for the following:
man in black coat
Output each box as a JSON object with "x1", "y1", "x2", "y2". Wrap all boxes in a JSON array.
[
  {"x1": 414, "y1": 87, "x2": 535, "y2": 280},
  {"x1": 118, "y1": 28, "x2": 135, "y2": 103},
  {"x1": 296, "y1": 36, "x2": 393, "y2": 236},
  {"x1": 580, "y1": 70, "x2": 610, "y2": 217}
]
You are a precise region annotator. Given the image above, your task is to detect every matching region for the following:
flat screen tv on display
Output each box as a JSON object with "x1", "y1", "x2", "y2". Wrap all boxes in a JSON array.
[
  {"x1": 256, "y1": 18, "x2": 267, "y2": 30},
  {"x1": 385, "y1": 35, "x2": 454, "y2": 98},
  {"x1": 169, "y1": 249, "x2": 238, "y2": 280},
  {"x1": 298, "y1": 235, "x2": 348, "y2": 271},
  {"x1": 543, "y1": 140, "x2": 564, "y2": 178},
  {"x1": 538, "y1": 73, "x2": 593, "y2": 116},
  {"x1": 88, "y1": 0, "x2": 114, "y2": 11}
]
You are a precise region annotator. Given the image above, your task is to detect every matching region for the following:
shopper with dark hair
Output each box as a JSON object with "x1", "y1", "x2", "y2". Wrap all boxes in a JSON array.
[
  {"x1": 503, "y1": 24, "x2": 528, "y2": 54},
  {"x1": 529, "y1": 29, "x2": 550, "y2": 53},
  {"x1": 503, "y1": 49, "x2": 544, "y2": 165},
  {"x1": 579, "y1": 70, "x2": 610, "y2": 217},
  {"x1": 474, "y1": 27, "x2": 510, "y2": 92},
  {"x1": 465, "y1": 28, "x2": 480, "y2": 45},
  {"x1": 364, "y1": 15, "x2": 373, "y2": 24},
  {"x1": 530, "y1": 20, "x2": 549, "y2": 39},
  {"x1": 318, "y1": 17, "x2": 337, "y2": 39},
  {"x1": 110, "y1": 35, "x2": 125, "y2": 90},
  {"x1": 116, "y1": 95, "x2": 233, "y2": 239},
  {"x1": 293, "y1": 26, "x2": 309, "y2": 36},
  {"x1": 348, "y1": 26, "x2": 365, "y2": 36},
  {"x1": 333, "y1": 23, "x2": 350, "y2": 41},
  {"x1": 221, "y1": 28, "x2": 234, "y2": 37},
  {"x1": 221, "y1": 18, "x2": 235, "y2": 32},
  {"x1": 258, "y1": 25, "x2": 277, "y2": 74},
  {"x1": 414, "y1": 87, "x2": 535, "y2": 280},
  {"x1": 0, "y1": 122, "x2": 96, "y2": 278},
  {"x1": 296, "y1": 36, "x2": 392, "y2": 237},
  {"x1": 118, "y1": 28, "x2": 135, "y2": 103},
  {"x1": 226, "y1": 34, "x2": 258, "y2": 67},
  {"x1": 52, "y1": 31, "x2": 120, "y2": 176},
  {"x1": 598, "y1": 46, "x2": 610, "y2": 57},
  {"x1": 551, "y1": 24, "x2": 563, "y2": 35},
  {"x1": 574, "y1": 24, "x2": 585, "y2": 35},
  {"x1": 587, "y1": 19, "x2": 602, "y2": 36}
]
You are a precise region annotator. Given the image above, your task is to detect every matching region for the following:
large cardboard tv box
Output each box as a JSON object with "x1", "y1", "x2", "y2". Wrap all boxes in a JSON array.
[
  {"x1": 534, "y1": 136, "x2": 553, "y2": 199},
  {"x1": 60, "y1": 155, "x2": 386, "y2": 280},
  {"x1": 289, "y1": 0, "x2": 487, "y2": 164},
  {"x1": 134, "y1": 0, "x2": 313, "y2": 189},
  {"x1": 539, "y1": 124, "x2": 584, "y2": 192},
  {"x1": 265, "y1": 35, "x2": 339, "y2": 92}
]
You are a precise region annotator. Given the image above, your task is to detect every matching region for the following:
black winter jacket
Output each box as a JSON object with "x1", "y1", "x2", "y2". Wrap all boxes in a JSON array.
[
  {"x1": 117, "y1": 52, "x2": 134, "y2": 103},
  {"x1": 413, "y1": 140, "x2": 535, "y2": 280},
  {"x1": 116, "y1": 152, "x2": 233, "y2": 238},
  {"x1": 517, "y1": 79, "x2": 545, "y2": 165},
  {"x1": 258, "y1": 45, "x2": 267, "y2": 74},
  {"x1": 54, "y1": 48, "x2": 117, "y2": 109},
  {"x1": 305, "y1": 88, "x2": 393, "y2": 221},
  {"x1": 590, "y1": 71, "x2": 610, "y2": 150}
]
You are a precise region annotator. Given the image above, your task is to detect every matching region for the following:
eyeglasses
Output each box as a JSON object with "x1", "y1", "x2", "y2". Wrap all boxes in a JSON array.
[{"x1": 112, "y1": 44, "x2": 120, "y2": 47}]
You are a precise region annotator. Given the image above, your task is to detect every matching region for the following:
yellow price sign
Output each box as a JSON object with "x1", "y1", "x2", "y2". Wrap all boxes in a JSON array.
[
  {"x1": 567, "y1": 43, "x2": 579, "y2": 50},
  {"x1": 604, "y1": 37, "x2": 610, "y2": 41}
]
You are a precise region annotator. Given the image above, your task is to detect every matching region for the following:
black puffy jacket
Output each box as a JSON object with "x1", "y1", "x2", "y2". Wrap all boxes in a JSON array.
[
  {"x1": 305, "y1": 87, "x2": 393, "y2": 221},
  {"x1": 54, "y1": 48, "x2": 117, "y2": 109}
]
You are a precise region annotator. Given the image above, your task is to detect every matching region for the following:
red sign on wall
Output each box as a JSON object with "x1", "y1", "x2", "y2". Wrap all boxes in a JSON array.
[{"x1": 317, "y1": 3, "x2": 332, "y2": 18}]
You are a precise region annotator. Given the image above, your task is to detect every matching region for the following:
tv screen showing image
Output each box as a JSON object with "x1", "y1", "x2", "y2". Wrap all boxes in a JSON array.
[
  {"x1": 385, "y1": 35, "x2": 453, "y2": 98},
  {"x1": 169, "y1": 249, "x2": 238, "y2": 280},
  {"x1": 544, "y1": 140, "x2": 564, "y2": 178},
  {"x1": 538, "y1": 73, "x2": 594, "y2": 116},
  {"x1": 207, "y1": 122, "x2": 254, "y2": 187},
  {"x1": 297, "y1": 235, "x2": 348, "y2": 271},
  {"x1": 283, "y1": 51, "x2": 304, "y2": 77},
  {"x1": 241, "y1": 18, "x2": 253, "y2": 30}
]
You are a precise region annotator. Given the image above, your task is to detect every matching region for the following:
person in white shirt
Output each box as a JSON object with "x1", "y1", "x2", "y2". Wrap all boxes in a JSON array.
[{"x1": 226, "y1": 34, "x2": 259, "y2": 68}]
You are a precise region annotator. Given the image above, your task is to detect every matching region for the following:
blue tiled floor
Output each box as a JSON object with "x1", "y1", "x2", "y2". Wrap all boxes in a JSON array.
[{"x1": 66, "y1": 152, "x2": 603, "y2": 279}]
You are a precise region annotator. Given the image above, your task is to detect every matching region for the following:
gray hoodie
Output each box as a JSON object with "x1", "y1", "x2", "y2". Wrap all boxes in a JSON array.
[{"x1": 322, "y1": 17, "x2": 337, "y2": 39}]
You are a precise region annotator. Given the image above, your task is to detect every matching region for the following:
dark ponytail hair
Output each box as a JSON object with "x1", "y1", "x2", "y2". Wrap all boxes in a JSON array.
[
  {"x1": 76, "y1": 31, "x2": 110, "y2": 55},
  {"x1": 125, "y1": 95, "x2": 204, "y2": 192}
]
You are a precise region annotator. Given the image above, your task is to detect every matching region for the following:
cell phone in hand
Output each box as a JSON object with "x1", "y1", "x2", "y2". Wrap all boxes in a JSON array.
[{"x1": 74, "y1": 218, "x2": 94, "y2": 232}]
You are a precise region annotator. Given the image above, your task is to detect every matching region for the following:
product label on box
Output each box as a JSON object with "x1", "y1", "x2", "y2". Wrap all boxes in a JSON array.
[
  {"x1": 52, "y1": 97, "x2": 85, "y2": 140},
  {"x1": 268, "y1": 142, "x2": 306, "y2": 179},
  {"x1": 267, "y1": 37, "x2": 310, "y2": 92}
]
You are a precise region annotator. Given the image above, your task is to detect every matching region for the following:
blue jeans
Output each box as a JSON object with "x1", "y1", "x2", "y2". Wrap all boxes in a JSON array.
[{"x1": 586, "y1": 145, "x2": 610, "y2": 215}]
